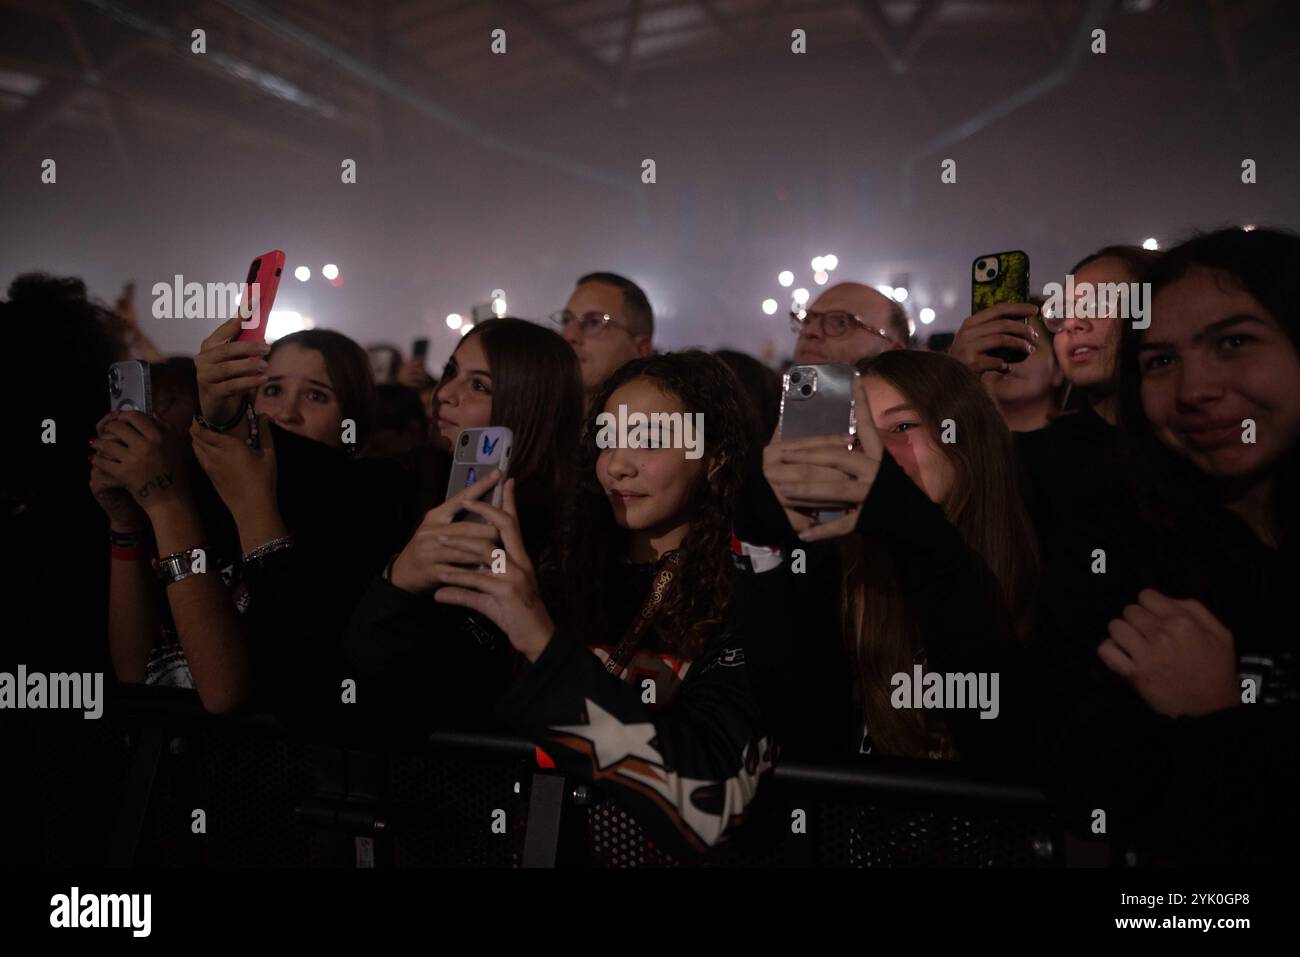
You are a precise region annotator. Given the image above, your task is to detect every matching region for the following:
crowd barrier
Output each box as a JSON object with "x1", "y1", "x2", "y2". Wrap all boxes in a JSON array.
[{"x1": 10, "y1": 688, "x2": 1111, "y2": 868}]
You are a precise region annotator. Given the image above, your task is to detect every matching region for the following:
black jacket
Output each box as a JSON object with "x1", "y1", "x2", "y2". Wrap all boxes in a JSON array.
[
  {"x1": 1034, "y1": 475, "x2": 1299, "y2": 865},
  {"x1": 735, "y1": 451, "x2": 1033, "y2": 771}
]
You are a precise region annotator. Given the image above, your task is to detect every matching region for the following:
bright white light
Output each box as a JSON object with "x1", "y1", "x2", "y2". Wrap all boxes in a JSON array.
[
  {"x1": 792, "y1": 287, "x2": 810, "y2": 305},
  {"x1": 811, "y1": 256, "x2": 825, "y2": 272},
  {"x1": 294, "y1": 266, "x2": 310, "y2": 282},
  {"x1": 892, "y1": 286, "x2": 909, "y2": 303},
  {"x1": 823, "y1": 254, "x2": 838, "y2": 271},
  {"x1": 796, "y1": 308, "x2": 807, "y2": 320},
  {"x1": 907, "y1": 318, "x2": 917, "y2": 337},
  {"x1": 1142, "y1": 237, "x2": 1159, "y2": 251},
  {"x1": 761, "y1": 298, "x2": 778, "y2": 315},
  {"x1": 919, "y1": 307, "x2": 936, "y2": 325},
  {"x1": 778, "y1": 270, "x2": 794, "y2": 287},
  {"x1": 491, "y1": 298, "x2": 506, "y2": 317},
  {"x1": 1242, "y1": 224, "x2": 1256, "y2": 232},
  {"x1": 813, "y1": 270, "x2": 829, "y2": 285},
  {"x1": 446, "y1": 313, "x2": 463, "y2": 330},
  {"x1": 302, "y1": 316, "x2": 316, "y2": 330},
  {"x1": 459, "y1": 323, "x2": 474, "y2": 337},
  {"x1": 321, "y1": 263, "x2": 339, "y2": 280},
  {"x1": 265, "y1": 310, "x2": 307, "y2": 342},
  {"x1": 876, "y1": 284, "x2": 894, "y2": 299}
]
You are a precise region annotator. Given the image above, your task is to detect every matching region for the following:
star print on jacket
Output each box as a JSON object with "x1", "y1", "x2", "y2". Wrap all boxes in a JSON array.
[{"x1": 496, "y1": 633, "x2": 776, "y2": 853}]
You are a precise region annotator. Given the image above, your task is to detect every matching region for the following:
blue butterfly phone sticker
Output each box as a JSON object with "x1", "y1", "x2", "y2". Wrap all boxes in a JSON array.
[{"x1": 446, "y1": 426, "x2": 514, "y2": 522}]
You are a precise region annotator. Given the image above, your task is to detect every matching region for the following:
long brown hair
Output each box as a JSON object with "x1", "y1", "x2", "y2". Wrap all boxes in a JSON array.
[
  {"x1": 843, "y1": 350, "x2": 1038, "y2": 758},
  {"x1": 460, "y1": 318, "x2": 583, "y2": 509},
  {"x1": 543, "y1": 351, "x2": 749, "y2": 661}
]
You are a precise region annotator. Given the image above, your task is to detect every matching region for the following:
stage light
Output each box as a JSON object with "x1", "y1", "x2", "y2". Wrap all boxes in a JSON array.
[
  {"x1": 322, "y1": 264, "x2": 339, "y2": 280},
  {"x1": 294, "y1": 266, "x2": 310, "y2": 282},
  {"x1": 920, "y1": 307, "x2": 936, "y2": 325},
  {"x1": 490, "y1": 288, "x2": 507, "y2": 317},
  {"x1": 778, "y1": 270, "x2": 794, "y2": 287},
  {"x1": 446, "y1": 313, "x2": 463, "y2": 330},
  {"x1": 814, "y1": 270, "x2": 829, "y2": 285},
  {"x1": 266, "y1": 310, "x2": 307, "y2": 341},
  {"x1": 893, "y1": 286, "x2": 909, "y2": 302},
  {"x1": 876, "y1": 284, "x2": 894, "y2": 298},
  {"x1": 793, "y1": 287, "x2": 810, "y2": 305},
  {"x1": 1242, "y1": 224, "x2": 1256, "y2": 231},
  {"x1": 460, "y1": 323, "x2": 474, "y2": 336},
  {"x1": 761, "y1": 298, "x2": 778, "y2": 315},
  {"x1": 811, "y1": 256, "x2": 825, "y2": 272},
  {"x1": 1142, "y1": 237, "x2": 1159, "y2": 251},
  {"x1": 823, "y1": 254, "x2": 838, "y2": 271}
]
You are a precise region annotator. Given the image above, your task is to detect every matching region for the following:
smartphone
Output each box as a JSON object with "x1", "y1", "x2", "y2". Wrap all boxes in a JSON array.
[
  {"x1": 108, "y1": 360, "x2": 152, "y2": 414},
  {"x1": 234, "y1": 250, "x2": 286, "y2": 343},
  {"x1": 971, "y1": 250, "x2": 1031, "y2": 364},
  {"x1": 777, "y1": 363, "x2": 858, "y2": 523},
  {"x1": 412, "y1": 338, "x2": 429, "y2": 361},
  {"x1": 445, "y1": 427, "x2": 514, "y2": 523}
]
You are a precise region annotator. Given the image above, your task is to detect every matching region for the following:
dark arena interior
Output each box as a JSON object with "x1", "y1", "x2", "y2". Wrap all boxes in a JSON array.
[{"x1": 2, "y1": 0, "x2": 1297, "y2": 939}]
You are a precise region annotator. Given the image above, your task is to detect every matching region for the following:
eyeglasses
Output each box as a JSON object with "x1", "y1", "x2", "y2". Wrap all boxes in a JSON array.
[
  {"x1": 1041, "y1": 299, "x2": 1120, "y2": 334},
  {"x1": 549, "y1": 310, "x2": 630, "y2": 336},
  {"x1": 790, "y1": 309, "x2": 894, "y2": 342}
]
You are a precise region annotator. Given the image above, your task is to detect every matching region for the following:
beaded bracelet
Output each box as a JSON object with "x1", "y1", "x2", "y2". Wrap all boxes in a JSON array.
[{"x1": 242, "y1": 534, "x2": 293, "y2": 564}]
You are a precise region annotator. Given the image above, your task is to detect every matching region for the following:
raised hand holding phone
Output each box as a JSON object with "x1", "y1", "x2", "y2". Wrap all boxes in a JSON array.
[
  {"x1": 194, "y1": 251, "x2": 284, "y2": 429},
  {"x1": 195, "y1": 314, "x2": 271, "y2": 428},
  {"x1": 764, "y1": 374, "x2": 884, "y2": 542},
  {"x1": 389, "y1": 470, "x2": 505, "y2": 593},
  {"x1": 950, "y1": 301, "x2": 1040, "y2": 375},
  {"x1": 432, "y1": 478, "x2": 554, "y2": 663}
]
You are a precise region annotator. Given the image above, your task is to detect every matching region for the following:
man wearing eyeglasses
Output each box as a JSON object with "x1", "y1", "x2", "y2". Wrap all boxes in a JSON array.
[
  {"x1": 552, "y1": 272, "x2": 655, "y2": 404},
  {"x1": 792, "y1": 282, "x2": 909, "y2": 365}
]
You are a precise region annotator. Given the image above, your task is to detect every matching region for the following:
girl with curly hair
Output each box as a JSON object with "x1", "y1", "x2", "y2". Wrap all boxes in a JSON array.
[{"x1": 431, "y1": 350, "x2": 779, "y2": 853}]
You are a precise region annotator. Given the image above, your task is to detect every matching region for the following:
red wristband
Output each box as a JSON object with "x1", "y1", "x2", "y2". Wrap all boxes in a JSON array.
[{"x1": 111, "y1": 541, "x2": 151, "y2": 561}]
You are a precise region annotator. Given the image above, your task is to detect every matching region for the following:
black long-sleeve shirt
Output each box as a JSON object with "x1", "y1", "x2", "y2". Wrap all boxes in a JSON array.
[
  {"x1": 1034, "y1": 484, "x2": 1299, "y2": 865},
  {"x1": 735, "y1": 450, "x2": 1033, "y2": 771}
]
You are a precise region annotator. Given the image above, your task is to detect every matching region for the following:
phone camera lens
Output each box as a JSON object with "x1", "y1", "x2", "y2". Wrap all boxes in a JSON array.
[
  {"x1": 460, "y1": 433, "x2": 469, "y2": 446},
  {"x1": 799, "y1": 384, "x2": 813, "y2": 397},
  {"x1": 108, "y1": 369, "x2": 121, "y2": 396},
  {"x1": 790, "y1": 372, "x2": 802, "y2": 384}
]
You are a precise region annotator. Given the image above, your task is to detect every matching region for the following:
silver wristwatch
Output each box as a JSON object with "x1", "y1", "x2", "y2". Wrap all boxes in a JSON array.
[{"x1": 156, "y1": 550, "x2": 202, "y2": 586}]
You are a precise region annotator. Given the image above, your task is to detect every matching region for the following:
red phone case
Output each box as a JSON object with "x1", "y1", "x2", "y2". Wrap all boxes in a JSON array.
[{"x1": 234, "y1": 250, "x2": 286, "y2": 342}]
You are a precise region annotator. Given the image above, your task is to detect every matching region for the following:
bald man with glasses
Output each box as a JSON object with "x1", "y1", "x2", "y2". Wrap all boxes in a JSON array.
[{"x1": 791, "y1": 282, "x2": 909, "y2": 365}]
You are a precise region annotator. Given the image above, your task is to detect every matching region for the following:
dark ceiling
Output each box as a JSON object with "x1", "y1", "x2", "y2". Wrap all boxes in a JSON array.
[{"x1": 3, "y1": 0, "x2": 1298, "y2": 361}]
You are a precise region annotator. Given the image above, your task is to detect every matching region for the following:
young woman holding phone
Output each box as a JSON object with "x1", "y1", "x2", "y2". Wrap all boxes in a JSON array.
[
  {"x1": 344, "y1": 318, "x2": 583, "y2": 733},
  {"x1": 420, "y1": 351, "x2": 782, "y2": 853}
]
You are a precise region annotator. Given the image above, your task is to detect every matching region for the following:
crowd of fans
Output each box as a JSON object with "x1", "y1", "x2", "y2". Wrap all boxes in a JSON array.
[{"x1": 5, "y1": 224, "x2": 1297, "y2": 865}]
